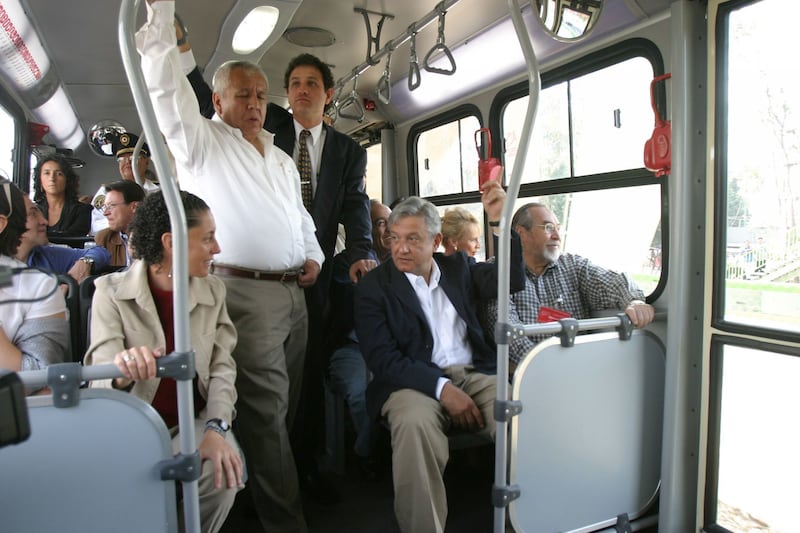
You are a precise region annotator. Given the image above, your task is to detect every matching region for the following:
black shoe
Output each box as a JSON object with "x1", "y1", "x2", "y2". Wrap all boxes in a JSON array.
[{"x1": 300, "y1": 469, "x2": 341, "y2": 505}]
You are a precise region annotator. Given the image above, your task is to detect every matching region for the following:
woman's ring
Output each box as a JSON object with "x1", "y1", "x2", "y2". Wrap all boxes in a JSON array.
[{"x1": 123, "y1": 354, "x2": 134, "y2": 363}]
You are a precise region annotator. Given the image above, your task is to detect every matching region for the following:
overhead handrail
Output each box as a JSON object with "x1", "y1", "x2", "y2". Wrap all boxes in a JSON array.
[
  {"x1": 338, "y1": 74, "x2": 366, "y2": 122},
  {"x1": 422, "y1": 2, "x2": 456, "y2": 76},
  {"x1": 407, "y1": 26, "x2": 421, "y2": 91},
  {"x1": 334, "y1": 0, "x2": 461, "y2": 97},
  {"x1": 493, "y1": 0, "x2": 541, "y2": 531},
  {"x1": 118, "y1": 1, "x2": 200, "y2": 532},
  {"x1": 376, "y1": 45, "x2": 394, "y2": 104}
]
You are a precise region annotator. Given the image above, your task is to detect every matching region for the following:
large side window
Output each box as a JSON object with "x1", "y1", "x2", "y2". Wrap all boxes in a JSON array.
[
  {"x1": 498, "y1": 41, "x2": 664, "y2": 296},
  {"x1": 706, "y1": 1, "x2": 800, "y2": 532},
  {"x1": 365, "y1": 143, "x2": 383, "y2": 202}
]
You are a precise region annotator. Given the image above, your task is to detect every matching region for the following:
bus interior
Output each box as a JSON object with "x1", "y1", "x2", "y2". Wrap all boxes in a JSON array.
[{"x1": 1, "y1": 0, "x2": 799, "y2": 532}]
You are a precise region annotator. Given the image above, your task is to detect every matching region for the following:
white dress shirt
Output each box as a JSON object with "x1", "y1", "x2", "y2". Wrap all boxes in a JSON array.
[
  {"x1": 405, "y1": 260, "x2": 473, "y2": 399},
  {"x1": 136, "y1": 1, "x2": 323, "y2": 271}
]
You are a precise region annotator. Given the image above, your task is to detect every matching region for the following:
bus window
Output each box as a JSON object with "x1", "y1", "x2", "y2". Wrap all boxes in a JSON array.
[
  {"x1": 416, "y1": 113, "x2": 481, "y2": 197},
  {"x1": 503, "y1": 56, "x2": 655, "y2": 182},
  {"x1": 365, "y1": 143, "x2": 382, "y2": 202},
  {"x1": 509, "y1": 186, "x2": 662, "y2": 295},
  {"x1": 718, "y1": 0, "x2": 800, "y2": 334},
  {"x1": 0, "y1": 105, "x2": 15, "y2": 179},
  {"x1": 709, "y1": 342, "x2": 800, "y2": 532}
]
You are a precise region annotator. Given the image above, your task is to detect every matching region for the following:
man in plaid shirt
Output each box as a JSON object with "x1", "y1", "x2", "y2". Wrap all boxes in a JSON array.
[{"x1": 481, "y1": 202, "x2": 655, "y2": 373}]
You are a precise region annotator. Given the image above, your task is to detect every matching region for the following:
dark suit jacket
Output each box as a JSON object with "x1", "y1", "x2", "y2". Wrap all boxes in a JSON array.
[
  {"x1": 353, "y1": 232, "x2": 526, "y2": 420},
  {"x1": 187, "y1": 67, "x2": 373, "y2": 298}
]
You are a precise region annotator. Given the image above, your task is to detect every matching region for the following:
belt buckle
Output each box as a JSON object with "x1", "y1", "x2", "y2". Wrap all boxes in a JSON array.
[
  {"x1": 253, "y1": 271, "x2": 262, "y2": 280},
  {"x1": 280, "y1": 271, "x2": 292, "y2": 282}
]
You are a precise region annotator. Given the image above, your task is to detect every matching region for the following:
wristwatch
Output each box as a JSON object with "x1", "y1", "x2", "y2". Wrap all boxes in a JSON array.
[
  {"x1": 79, "y1": 256, "x2": 95, "y2": 273},
  {"x1": 205, "y1": 418, "x2": 230, "y2": 437}
]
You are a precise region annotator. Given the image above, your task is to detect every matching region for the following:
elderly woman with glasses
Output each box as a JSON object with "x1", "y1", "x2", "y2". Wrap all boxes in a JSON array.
[
  {"x1": 84, "y1": 190, "x2": 243, "y2": 533},
  {"x1": 32, "y1": 154, "x2": 92, "y2": 237},
  {"x1": 0, "y1": 177, "x2": 69, "y2": 379}
]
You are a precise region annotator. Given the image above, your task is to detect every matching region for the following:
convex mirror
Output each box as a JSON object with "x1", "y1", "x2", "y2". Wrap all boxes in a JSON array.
[{"x1": 534, "y1": 0, "x2": 604, "y2": 42}]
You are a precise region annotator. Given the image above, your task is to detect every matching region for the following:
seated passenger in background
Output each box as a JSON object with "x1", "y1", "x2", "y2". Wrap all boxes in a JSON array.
[
  {"x1": 15, "y1": 196, "x2": 111, "y2": 283},
  {"x1": 94, "y1": 180, "x2": 145, "y2": 269},
  {"x1": 89, "y1": 132, "x2": 159, "y2": 235},
  {"x1": 481, "y1": 202, "x2": 655, "y2": 375},
  {"x1": 440, "y1": 206, "x2": 481, "y2": 258},
  {"x1": 84, "y1": 190, "x2": 243, "y2": 533},
  {"x1": 32, "y1": 154, "x2": 92, "y2": 238},
  {"x1": 353, "y1": 183, "x2": 525, "y2": 533},
  {"x1": 327, "y1": 200, "x2": 392, "y2": 476},
  {"x1": 0, "y1": 178, "x2": 69, "y2": 378}
]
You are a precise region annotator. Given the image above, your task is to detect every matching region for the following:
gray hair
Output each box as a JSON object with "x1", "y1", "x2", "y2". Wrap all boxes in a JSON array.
[
  {"x1": 512, "y1": 202, "x2": 548, "y2": 231},
  {"x1": 212, "y1": 60, "x2": 269, "y2": 95},
  {"x1": 388, "y1": 196, "x2": 441, "y2": 238}
]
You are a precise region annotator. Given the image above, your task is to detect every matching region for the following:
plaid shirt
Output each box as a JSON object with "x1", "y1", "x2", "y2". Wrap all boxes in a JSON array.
[{"x1": 482, "y1": 253, "x2": 644, "y2": 365}]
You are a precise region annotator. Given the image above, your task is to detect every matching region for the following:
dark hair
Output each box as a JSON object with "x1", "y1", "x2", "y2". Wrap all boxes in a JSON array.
[
  {"x1": 32, "y1": 154, "x2": 81, "y2": 204},
  {"x1": 129, "y1": 190, "x2": 210, "y2": 264},
  {"x1": 283, "y1": 53, "x2": 335, "y2": 91},
  {"x1": 104, "y1": 180, "x2": 145, "y2": 204},
  {"x1": 0, "y1": 179, "x2": 29, "y2": 256}
]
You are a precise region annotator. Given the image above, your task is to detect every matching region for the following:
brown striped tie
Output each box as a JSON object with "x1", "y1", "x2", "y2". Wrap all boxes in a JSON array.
[{"x1": 298, "y1": 129, "x2": 313, "y2": 210}]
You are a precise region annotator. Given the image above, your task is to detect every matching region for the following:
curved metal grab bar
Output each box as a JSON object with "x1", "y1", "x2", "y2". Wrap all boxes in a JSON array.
[{"x1": 119, "y1": 2, "x2": 200, "y2": 531}]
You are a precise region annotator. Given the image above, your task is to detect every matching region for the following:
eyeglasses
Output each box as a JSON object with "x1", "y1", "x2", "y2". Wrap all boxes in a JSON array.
[
  {"x1": 116, "y1": 153, "x2": 147, "y2": 163},
  {"x1": 1, "y1": 179, "x2": 11, "y2": 218},
  {"x1": 97, "y1": 201, "x2": 128, "y2": 213},
  {"x1": 532, "y1": 222, "x2": 561, "y2": 234}
]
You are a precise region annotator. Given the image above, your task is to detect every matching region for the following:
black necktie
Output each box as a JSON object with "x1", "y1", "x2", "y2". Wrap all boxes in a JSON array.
[{"x1": 298, "y1": 130, "x2": 313, "y2": 210}]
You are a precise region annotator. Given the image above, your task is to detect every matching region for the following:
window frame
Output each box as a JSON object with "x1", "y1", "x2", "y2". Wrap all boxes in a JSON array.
[
  {"x1": 0, "y1": 84, "x2": 30, "y2": 191},
  {"x1": 489, "y1": 38, "x2": 668, "y2": 301}
]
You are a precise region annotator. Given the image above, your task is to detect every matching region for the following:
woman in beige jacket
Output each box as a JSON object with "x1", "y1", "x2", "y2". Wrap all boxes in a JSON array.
[{"x1": 84, "y1": 190, "x2": 242, "y2": 533}]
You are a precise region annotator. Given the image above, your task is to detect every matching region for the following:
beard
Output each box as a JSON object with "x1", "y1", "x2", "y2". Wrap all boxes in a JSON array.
[{"x1": 543, "y1": 245, "x2": 561, "y2": 263}]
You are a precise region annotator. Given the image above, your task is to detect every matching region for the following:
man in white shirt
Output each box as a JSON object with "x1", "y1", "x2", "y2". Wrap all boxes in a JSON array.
[{"x1": 138, "y1": 2, "x2": 324, "y2": 532}]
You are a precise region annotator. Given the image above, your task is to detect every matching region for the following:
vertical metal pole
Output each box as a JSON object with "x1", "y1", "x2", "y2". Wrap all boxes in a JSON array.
[
  {"x1": 494, "y1": 1, "x2": 540, "y2": 532},
  {"x1": 118, "y1": 2, "x2": 199, "y2": 532},
  {"x1": 659, "y1": 1, "x2": 707, "y2": 531}
]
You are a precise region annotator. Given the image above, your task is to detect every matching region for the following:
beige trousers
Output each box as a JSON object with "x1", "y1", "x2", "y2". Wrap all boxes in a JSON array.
[
  {"x1": 222, "y1": 277, "x2": 308, "y2": 533},
  {"x1": 381, "y1": 366, "x2": 497, "y2": 533}
]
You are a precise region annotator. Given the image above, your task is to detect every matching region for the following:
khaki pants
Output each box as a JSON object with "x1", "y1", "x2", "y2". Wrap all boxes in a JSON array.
[
  {"x1": 381, "y1": 366, "x2": 496, "y2": 533},
  {"x1": 222, "y1": 277, "x2": 308, "y2": 533}
]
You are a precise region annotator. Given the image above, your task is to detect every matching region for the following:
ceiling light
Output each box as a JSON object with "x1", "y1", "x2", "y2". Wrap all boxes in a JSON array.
[{"x1": 233, "y1": 6, "x2": 280, "y2": 54}]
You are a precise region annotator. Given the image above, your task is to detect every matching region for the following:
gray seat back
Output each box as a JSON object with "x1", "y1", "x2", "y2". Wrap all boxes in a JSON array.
[
  {"x1": 509, "y1": 330, "x2": 665, "y2": 532},
  {"x1": 0, "y1": 389, "x2": 178, "y2": 533}
]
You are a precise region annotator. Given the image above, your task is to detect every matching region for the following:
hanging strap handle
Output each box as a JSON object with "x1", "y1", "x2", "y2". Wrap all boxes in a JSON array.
[{"x1": 423, "y1": 3, "x2": 456, "y2": 76}]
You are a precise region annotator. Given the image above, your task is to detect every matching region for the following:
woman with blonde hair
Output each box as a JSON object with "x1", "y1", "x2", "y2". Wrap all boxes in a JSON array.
[{"x1": 441, "y1": 206, "x2": 481, "y2": 257}]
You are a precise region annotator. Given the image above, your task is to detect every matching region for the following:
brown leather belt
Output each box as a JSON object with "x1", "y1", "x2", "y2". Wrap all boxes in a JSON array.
[{"x1": 212, "y1": 264, "x2": 299, "y2": 282}]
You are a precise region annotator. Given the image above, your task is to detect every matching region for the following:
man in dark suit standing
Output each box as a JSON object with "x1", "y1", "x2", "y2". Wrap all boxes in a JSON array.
[
  {"x1": 272, "y1": 54, "x2": 374, "y2": 502},
  {"x1": 353, "y1": 183, "x2": 525, "y2": 533}
]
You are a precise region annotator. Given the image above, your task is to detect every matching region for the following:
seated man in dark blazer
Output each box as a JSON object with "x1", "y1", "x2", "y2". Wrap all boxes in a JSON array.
[{"x1": 353, "y1": 182, "x2": 525, "y2": 533}]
